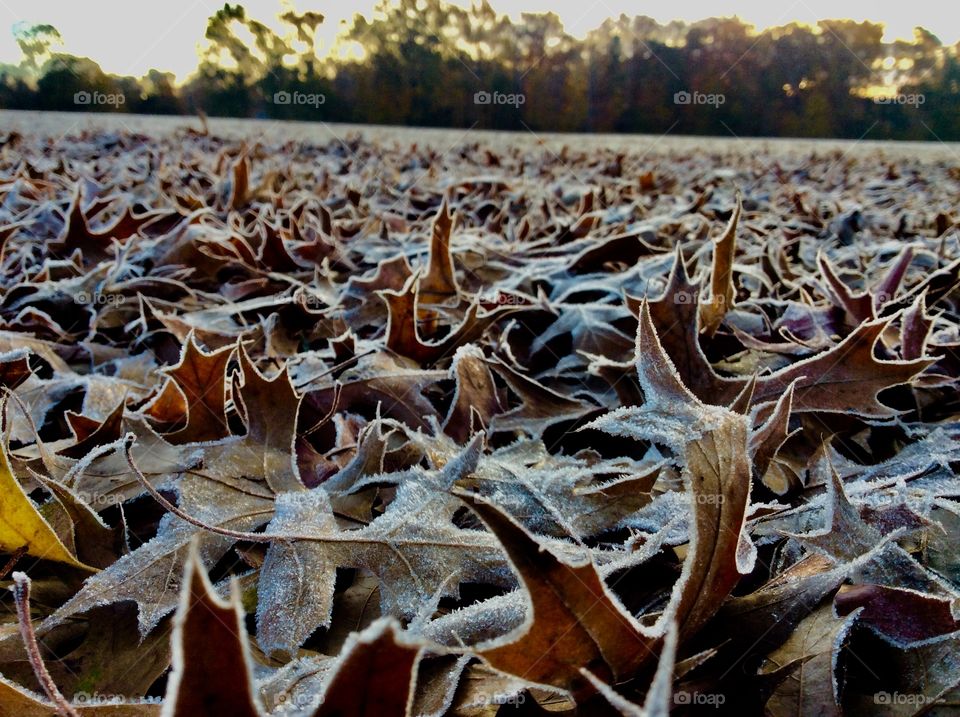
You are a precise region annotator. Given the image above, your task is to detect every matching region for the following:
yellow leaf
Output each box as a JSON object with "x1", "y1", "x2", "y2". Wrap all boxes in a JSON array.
[{"x1": 0, "y1": 438, "x2": 96, "y2": 571}]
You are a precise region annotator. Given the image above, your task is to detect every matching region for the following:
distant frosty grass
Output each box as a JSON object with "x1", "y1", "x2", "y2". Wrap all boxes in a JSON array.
[{"x1": 3, "y1": 110, "x2": 957, "y2": 161}]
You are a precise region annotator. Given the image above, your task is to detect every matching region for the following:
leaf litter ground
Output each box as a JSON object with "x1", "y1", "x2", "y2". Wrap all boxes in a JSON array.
[{"x1": 0, "y1": 116, "x2": 959, "y2": 716}]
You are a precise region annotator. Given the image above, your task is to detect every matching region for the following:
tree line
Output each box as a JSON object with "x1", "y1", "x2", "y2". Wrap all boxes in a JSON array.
[{"x1": 1, "y1": 1, "x2": 958, "y2": 140}]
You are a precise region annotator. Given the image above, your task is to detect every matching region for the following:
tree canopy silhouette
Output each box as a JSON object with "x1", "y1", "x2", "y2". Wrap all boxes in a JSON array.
[{"x1": 1, "y1": 0, "x2": 958, "y2": 140}]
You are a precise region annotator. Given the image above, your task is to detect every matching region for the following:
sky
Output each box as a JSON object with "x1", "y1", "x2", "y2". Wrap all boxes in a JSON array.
[{"x1": 0, "y1": 0, "x2": 957, "y2": 82}]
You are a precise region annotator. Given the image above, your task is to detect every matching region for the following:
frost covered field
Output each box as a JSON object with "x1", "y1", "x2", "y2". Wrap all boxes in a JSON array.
[{"x1": 1, "y1": 110, "x2": 960, "y2": 715}]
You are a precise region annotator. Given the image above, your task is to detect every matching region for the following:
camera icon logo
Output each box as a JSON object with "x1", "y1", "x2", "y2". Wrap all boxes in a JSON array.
[
  {"x1": 74, "y1": 90, "x2": 91, "y2": 105},
  {"x1": 474, "y1": 91, "x2": 492, "y2": 105},
  {"x1": 674, "y1": 91, "x2": 691, "y2": 105},
  {"x1": 273, "y1": 91, "x2": 291, "y2": 105}
]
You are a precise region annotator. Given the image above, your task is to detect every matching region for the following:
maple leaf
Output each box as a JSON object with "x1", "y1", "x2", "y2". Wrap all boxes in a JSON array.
[
  {"x1": 50, "y1": 186, "x2": 159, "y2": 263},
  {"x1": 442, "y1": 344, "x2": 502, "y2": 443},
  {"x1": 256, "y1": 479, "x2": 507, "y2": 628},
  {"x1": 629, "y1": 251, "x2": 934, "y2": 416},
  {"x1": 231, "y1": 347, "x2": 304, "y2": 492},
  {"x1": 486, "y1": 355, "x2": 598, "y2": 436},
  {"x1": 312, "y1": 619, "x2": 424, "y2": 717},
  {"x1": 715, "y1": 554, "x2": 846, "y2": 668},
  {"x1": 60, "y1": 399, "x2": 126, "y2": 460},
  {"x1": 160, "y1": 334, "x2": 234, "y2": 443},
  {"x1": 419, "y1": 197, "x2": 460, "y2": 305},
  {"x1": 377, "y1": 273, "x2": 517, "y2": 365},
  {"x1": 456, "y1": 490, "x2": 657, "y2": 699},
  {"x1": 587, "y1": 300, "x2": 755, "y2": 641},
  {"x1": 760, "y1": 604, "x2": 860, "y2": 717},
  {"x1": 163, "y1": 541, "x2": 261, "y2": 717},
  {"x1": 835, "y1": 583, "x2": 960, "y2": 645},
  {"x1": 43, "y1": 458, "x2": 275, "y2": 636},
  {"x1": 700, "y1": 194, "x2": 740, "y2": 336}
]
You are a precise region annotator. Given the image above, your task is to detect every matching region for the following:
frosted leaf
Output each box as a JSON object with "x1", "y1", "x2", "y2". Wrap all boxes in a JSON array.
[
  {"x1": 65, "y1": 416, "x2": 204, "y2": 505},
  {"x1": 42, "y1": 471, "x2": 274, "y2": 635},
  {"x1": 759, "y1": 604, "x2": 861, "y2": 716},
  {"x1": 255, "y1": 655, "x2": 332, "y2": 716},
  {"x1": 260, "y1": 483, "x2": 509, "y2": 621},
  {"x1": 423, "y1": 591, "x2": 526, "y2": 647},
  {"x1": 409, "y1": 654, "x2": 473, "y2": 717},
  {"x1": 257, "y1": 491, "x2": 338, "y2": 657},
  {"x1": 466, "y1": 442, "x2": 665, "y2": 538}
]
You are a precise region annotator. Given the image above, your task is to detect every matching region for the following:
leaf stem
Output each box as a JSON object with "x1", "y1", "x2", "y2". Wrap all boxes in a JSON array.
[{"x1": 11, "y1": 572, "x2": 79, "y2": 717}]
